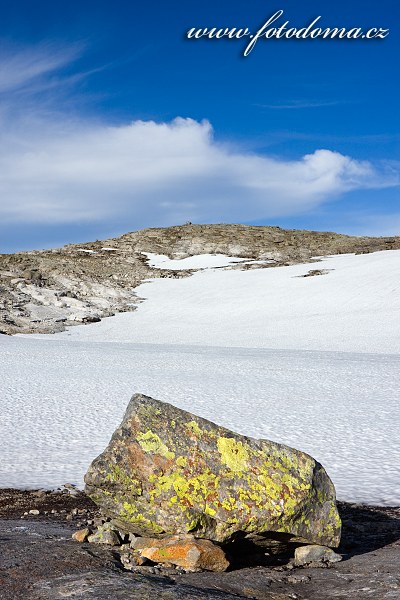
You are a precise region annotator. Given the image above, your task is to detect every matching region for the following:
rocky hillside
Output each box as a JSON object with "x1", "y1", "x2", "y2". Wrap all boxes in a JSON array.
[{"x1": 1, "y1": 224, "x2": 398, "y2": 335}]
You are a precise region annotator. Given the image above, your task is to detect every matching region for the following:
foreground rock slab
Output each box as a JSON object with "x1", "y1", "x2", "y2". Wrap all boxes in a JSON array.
[
  {"x1": 1, "y1": 503, "x2": 399, "y2": 600},
  {"x1": 85, "y1": 394, "x2": 341, "y2": 546}
]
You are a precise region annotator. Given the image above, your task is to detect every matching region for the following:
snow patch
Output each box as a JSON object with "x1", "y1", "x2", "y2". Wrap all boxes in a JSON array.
[{"x1": 142, "y1": 252, "x2": 249, "y2": 270}]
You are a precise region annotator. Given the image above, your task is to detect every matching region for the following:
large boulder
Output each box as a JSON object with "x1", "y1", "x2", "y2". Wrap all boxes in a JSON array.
[{"x1": 85, "y1": 394, "x2": 341, "y2": 547}]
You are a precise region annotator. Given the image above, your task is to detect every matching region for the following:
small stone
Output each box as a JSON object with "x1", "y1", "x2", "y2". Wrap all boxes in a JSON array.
[
  {"x1": 294, "y1": 545, "x2": 342, "y2": 567},
  {"x1": 287, "y1": 575, "x2": 310, "y2": 584},
  {"x1": 66, "y1": 514, "x2": 73, "y2": 521},
  {"x1": 63, "y1": 483, "x2": 77, "y2": 490},
  {"x1": 120, "y1": 549, "x2": 150, "y2": 569},
  {"x1": 32, "y1": 490, "x2": 46, "y2": 498},
  {"x1": 138, "y1": 536, "x2": 229, "y2": 572},
  {"x1": 72, "y1": 528, "x2": 91, "y2": 543},
  {"x1": 87, "y1": 525, "x2": 121, "y2": 546},
  {"x1": 23, "y1": 512, "x2": 28, "y2": 516},
  {"x1": 29, "y1": 509, "x2": 40, "y2": 515}
]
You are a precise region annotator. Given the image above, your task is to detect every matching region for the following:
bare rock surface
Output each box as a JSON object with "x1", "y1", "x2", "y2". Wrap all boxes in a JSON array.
[
  {"x1": 85, "y1": 394, "x2": 341, "y2": 546},
  {"x1": 1, "y1": 223, "x2": 399, "y2": 335},
  {"x1": 0, "y1": 492, "x2": 399, "y2": 600}
]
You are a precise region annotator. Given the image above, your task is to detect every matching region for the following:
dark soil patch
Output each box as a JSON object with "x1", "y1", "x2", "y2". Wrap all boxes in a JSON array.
[{"x1": 0, "y1": 488, "x2": 97, "y2": 520}]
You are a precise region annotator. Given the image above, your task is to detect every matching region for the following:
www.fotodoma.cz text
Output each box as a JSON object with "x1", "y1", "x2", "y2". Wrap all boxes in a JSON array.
[{"x1": 186, "y1": 10, "x2": 389, "y2": 56}]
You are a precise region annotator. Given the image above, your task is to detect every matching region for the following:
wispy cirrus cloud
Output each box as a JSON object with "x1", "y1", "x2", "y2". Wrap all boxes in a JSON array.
[{"x1": 0, "y1": 41, "x2": 83, "y2": 94}]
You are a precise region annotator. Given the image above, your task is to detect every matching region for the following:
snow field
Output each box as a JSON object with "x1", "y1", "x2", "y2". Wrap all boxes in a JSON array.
[
  {"x1": 1, "y1": 249, "x2": 399, "y2": 504},
  {"x1": 49, "y1": 250, "x2": 400, "y2": 354}
]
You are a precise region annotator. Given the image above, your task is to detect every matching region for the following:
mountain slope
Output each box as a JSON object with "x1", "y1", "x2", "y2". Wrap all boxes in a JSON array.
[{"x1": 1, "y1": 223, "x2": 399, "y2": 335}]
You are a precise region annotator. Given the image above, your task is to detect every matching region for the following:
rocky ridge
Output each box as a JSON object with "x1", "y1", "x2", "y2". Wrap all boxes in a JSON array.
[{"x1": 1, "y1": 224, "x2": 399, "y2": 335}]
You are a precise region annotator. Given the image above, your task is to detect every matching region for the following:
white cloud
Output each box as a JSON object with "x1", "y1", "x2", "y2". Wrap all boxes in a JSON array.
[
  {"x1": 0, "y1": 43, "x2": 398, "y2": 231},
  {"x1": 0, "y1": 116, "x2": 397, "y2": 228}
]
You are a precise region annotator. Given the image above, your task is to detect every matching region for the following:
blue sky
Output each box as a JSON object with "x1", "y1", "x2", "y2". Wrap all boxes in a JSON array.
[{"x1": 0, "y1": 0, "x2": 399, "y2": 252}]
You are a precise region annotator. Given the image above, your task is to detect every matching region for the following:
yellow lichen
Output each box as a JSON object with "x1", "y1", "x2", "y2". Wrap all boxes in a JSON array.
[
  {"x1": 106, "y1": 463, "x2": 142, "y2": 495},
  {"x1": 137, "y1": 430, "x2": 175, "y2": 460},
  {"x1": 217, "y1": 436, "x2": 249, "y2": 473},
  {"x1": 221, "y1": 497, "x2": 238, "y2": 511},
  {"x1": 204, "y1": 505, "x2": 217, "y2": 517},
  {"x1": 121, "y1": 502, "x2": 164, "y2": 533},
  {"x1": 185, "y1": 420, "x2": 202, "y2": 437}
]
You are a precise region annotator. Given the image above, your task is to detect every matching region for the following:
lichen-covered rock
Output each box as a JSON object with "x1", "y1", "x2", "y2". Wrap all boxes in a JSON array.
[
  {"x1": 85, "y1": 394, "x2": 341, "y2": 547},
  {"x1": 136, "y1": 535, "x2": 229, "y2": 572}
]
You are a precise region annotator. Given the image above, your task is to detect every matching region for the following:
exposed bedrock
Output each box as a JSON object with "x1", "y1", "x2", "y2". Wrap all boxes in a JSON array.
[
  {"x1": 1, "y1": 223, "x2": 399, "y2": 335},
  {"x1": 85, "y1": 394, "x2": 341, "y2": 547}
]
